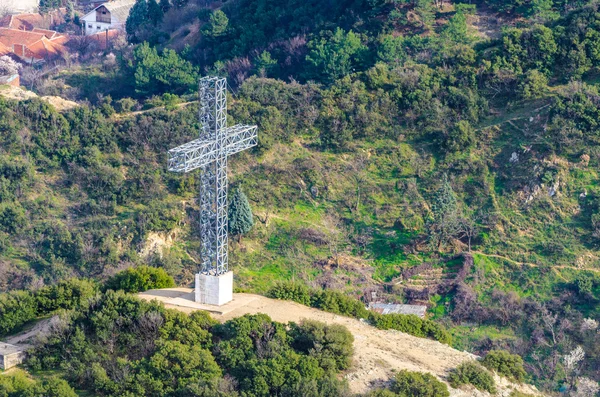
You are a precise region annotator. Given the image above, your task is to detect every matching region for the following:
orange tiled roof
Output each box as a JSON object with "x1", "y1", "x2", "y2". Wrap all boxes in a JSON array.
[
  {"x1": 0, "y1": 14, "x2": 45, "y2": 30},
  {"x1": 0, "y1": 28, "x2": 68, "y2": 61},
  {"x1": 0, "y1": 42, "x2": 10, "y2": 56},
  {"x1": 0, "y1": 28, "x2": 46, "y2": 47},
  {"x1": 32, "y1": 28, "x2": 58, "y2": 39},
  {"x1": 0, "y1": 10, "x2": 66, "y2": 31},
  {"x1": 25, "y1": 37, "x2": 67, "y2": 59}
]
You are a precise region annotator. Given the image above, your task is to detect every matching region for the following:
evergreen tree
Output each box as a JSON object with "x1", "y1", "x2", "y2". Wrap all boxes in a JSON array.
[
  {"x1": 228, "y1": 188, "x2": 254, "y2": 241},
  {"x1": 159, "y1": 0, "x2": 171, "y2": 13},
  {"x1": 147, "y1": 0, "x2": 164, "y2": 25},
  {"x1": 126, "y1": 0, "x2": 148, "y2": 42},
  {"x1": 427, "y1": 173, "x2": 460, "y2": 250},
  {"x1": 202, "y1": 10, "x2": 229, "y2": 38}
]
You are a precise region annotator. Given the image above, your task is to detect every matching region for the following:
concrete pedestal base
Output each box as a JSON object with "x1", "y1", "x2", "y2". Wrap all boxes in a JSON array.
[{"x1": 195, "y1": 271, "x2": 233, "y2": 306}]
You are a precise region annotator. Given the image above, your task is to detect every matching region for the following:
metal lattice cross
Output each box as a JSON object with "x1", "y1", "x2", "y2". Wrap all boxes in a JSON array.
[{"x1": 168, "y1": 77, "x2": 258, "y2": 276}]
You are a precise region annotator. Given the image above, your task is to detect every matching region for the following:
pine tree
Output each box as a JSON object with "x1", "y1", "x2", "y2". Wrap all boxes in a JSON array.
[
  {"x1": 159, "y1": 0, "x2": 171, "y2": 13},
  {"x1": 228, "y1": 188, "x2": 254, "y2": 241},
  {"x1": 427, "y1": 173, "x2": 460, "y2": 251},
  {"x1": 126, "y1": 0, "x2": 148, "y2": 42},
  {"x1": 147, "y1": 0, "x2": 164, "y2": 25}
]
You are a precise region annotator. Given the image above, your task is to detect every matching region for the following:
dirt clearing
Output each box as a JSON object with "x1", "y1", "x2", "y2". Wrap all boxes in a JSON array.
[{"x1": 139, "y1": 290, "x2": 542, "y2": 396}]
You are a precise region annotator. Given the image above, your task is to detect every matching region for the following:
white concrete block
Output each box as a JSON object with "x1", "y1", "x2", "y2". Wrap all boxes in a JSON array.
[{"x1": 195, "y1": 271, "x2": 233, "y2": 306}]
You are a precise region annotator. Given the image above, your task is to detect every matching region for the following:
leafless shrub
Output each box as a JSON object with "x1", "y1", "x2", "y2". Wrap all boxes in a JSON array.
[
  {"x1": 226, "y1": 57, "x2": 252, "y2": 86},
  {"x1": 0, "y1": 55, "x2": 21, "y2": 75},
  {"x1": 297, "y1": 228, "x2": 328, "y2": 246}
]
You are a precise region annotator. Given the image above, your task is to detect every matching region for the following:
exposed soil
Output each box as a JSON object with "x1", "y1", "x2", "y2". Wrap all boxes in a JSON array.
[
  {"x1": 147, "y1": 291, "x2": 543, "y2": 396},
  {"x1": 0, "y1": 85, "x2": 78, "y2": 111}
]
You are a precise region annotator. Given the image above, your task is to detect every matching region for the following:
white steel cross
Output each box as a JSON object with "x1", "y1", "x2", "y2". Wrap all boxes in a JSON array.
[{"x1": 168, "y1": 77, "x2": 257, "y2": 276}]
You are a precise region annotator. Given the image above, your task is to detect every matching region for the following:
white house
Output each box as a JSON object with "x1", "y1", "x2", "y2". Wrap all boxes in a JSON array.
[{"x1": 81, "y1": 0, "x2": 135, "y2": 36}]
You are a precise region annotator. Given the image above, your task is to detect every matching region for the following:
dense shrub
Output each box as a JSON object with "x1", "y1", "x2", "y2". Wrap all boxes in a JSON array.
[
  {"x1": 312, "y1": 289, "x2": 370, "y2": 319},
  {"x1": 0, "y1": 290, "x2": 37, "y2": 336},
  {"x1": 289, "y1": 319, "x2": 354, "y2": 371},
  {"x1": 448, "y1": 362, "x2": 496, "y2": 393},
  {"x1": 0, "y1": 370, "x2": 77, "y2": 397},
  {"x1": 391, "y1": 370, "x2": 450, "y2": 397},
  {"x1": 267, "y1": 282, "x2": 451, "y2": 344},
  {"x1": 104, "y1": 265, "x2": 175, "y2": 293},
  {"x1": 481, "y1": 350, "x2": 527, "y2": 382},
  {"x1": 268, "y1": 281, "x2": 312, "y2": 305},
  {"x1": 369, "y1": 312, "x2": 452, "y2": 345},
  {"x1": 35, "y1": 278, "x2": 98, "y2": 313}
]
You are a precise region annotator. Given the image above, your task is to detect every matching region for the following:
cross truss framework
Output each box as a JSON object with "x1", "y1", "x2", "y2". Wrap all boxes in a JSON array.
[{"x1": 168, "y1": 77, "x2": 258, "y2": 276}]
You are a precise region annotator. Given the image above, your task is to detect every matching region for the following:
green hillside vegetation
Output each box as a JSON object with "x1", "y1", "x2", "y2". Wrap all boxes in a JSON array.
[{"x1": 0, "y1": 0, "x2": 599, "y2": 394}]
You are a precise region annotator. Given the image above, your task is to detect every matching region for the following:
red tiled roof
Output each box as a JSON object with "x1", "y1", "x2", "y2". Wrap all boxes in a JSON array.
[
  {"x1": 26, "y1": 37, "x2": 67, "y2": 59},
  {"x1": 32, "y1": 28, "x2": 58, "y2": 39},
  {"x1": 0, "y1": 28, "x2": 68, "y2": 61},
  {"x1": 0, "y1": 14, "x2": 45, "y2": 30},
  {"x1": 0, "y1": 42, "x2": 10, "y2": 56},
  {"x1": 0, "y1": 10, "x2": 67, "y2": 31},
  {"x1": 0, "y1": 28, "x2": 46, "y2": 47}
]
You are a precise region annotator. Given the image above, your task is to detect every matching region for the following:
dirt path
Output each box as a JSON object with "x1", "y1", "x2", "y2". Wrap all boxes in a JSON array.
[
  {"x1": 144, "y1": 291, "x2": 541, "y2": 396},
  {"x1": 113, "y1": 101, "x2": 196, "y2": 120},
  {"x1": 3, "y1": 317, "x2": 53, "y2": 346},
  {"x1": 472, "y1": 251, "x2": 600, "y2": 274}
]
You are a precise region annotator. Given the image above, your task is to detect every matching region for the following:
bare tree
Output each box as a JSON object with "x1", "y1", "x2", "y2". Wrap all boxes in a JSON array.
[
  {"x1": 323, "y1": 214, "x2": 346, "y2": 267},
  {"x1": 572, "y1": 377, "x2": 600, "y2": 397},
  {"x1": 0, "y1": 55, "x2": 21, "y2": 76},
  {"x1": 563, "y1": 346, "x2": 586, "y2": 388}
]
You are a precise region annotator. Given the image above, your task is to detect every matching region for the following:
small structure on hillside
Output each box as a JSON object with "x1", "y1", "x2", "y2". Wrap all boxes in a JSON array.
[
  {"x1": 81, "y1": 0, "x2": 135, "y2": 36},
  {"x1": 368, "y1": 302, "x2": 428, "y2": 318},
  {"x1": 0, "y1": 73, "x2": 20, "y2": 87},
  {"x1": 0, "y1": 342, "x2": 26, "y2": 370}
]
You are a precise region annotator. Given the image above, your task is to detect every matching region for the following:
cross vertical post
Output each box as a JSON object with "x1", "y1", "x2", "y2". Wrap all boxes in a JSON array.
[{"x1": 168, "y1": 77, "x2": 258, "y2": 305}]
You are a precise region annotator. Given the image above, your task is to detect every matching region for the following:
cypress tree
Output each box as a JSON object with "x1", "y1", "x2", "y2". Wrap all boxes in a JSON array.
[{"x1": 228, "y1": 188, "x2": 254, "y2": 241}]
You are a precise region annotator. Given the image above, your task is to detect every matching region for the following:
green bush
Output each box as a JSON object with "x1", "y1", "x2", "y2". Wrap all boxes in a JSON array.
[
  {"x1": 0, "y1": 290, "x2": 37, "y2": 336},
  {"x1": 448, "y1": 362, "x2": 496, "y2": 393},
  {"x1": 35, "y1": 278, "x2": 98, "y2": 313},
  {"x1": 267, "y1": 282, "x2": 451, "y2": 344},
  {"x1": 391, "y1": 370, "x2": 450, "y2": 397},
  {"x1": 104, "y1": 265, "x2": 175, "y2": 293},
  {"x1": 369, "y1": 312, "x2": 452, "y2": 345},
  {"x1": 0, "y1": 370, "x2": 77, "y2": 396},
  {"x1": 311, "y1": 289, "x2": 370, "y2": 319},
  {"x1": 268, "y1": 281, "x2": 312, "y2": 305},
  {"x1": 481, "y1": 350, "x2": 526, "y2": 382},
  {"x1": 290, "y1": 319, "x2": 354, "y2": 371}
]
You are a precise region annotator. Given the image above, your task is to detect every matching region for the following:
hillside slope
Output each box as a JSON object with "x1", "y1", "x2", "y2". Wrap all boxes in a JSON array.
[{"x1": 139, "y1": 290, "x2": 541, "y2": 396}]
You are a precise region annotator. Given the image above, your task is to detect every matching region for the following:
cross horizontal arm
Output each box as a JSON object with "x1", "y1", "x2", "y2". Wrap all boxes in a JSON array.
[
  {"x1": 225, "y1": 125, "x2": 258, "y2": 156},
  {"x1": 168, "y1": 124, "x2": 258, "y2": 173},
  {"x1": 168, "y1": 139, "x2": 217, "y2": 173}
]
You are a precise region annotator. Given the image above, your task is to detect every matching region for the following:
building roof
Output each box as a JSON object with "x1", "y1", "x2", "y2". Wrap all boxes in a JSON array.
[
  {"x1": 368, "y1": 302, "x2": 428, "y2": 318},
  {"x1": 0, "y1": 42, "x2": 10, "y2": 56},
  {"x1": 0, "y1": 13, "x2": 44, "y2": 30},
  {"x1": 0, "y1": 28, "x2": 68, "y2": 60},
  {"x1": 0, "y1": 28, "x2": 46, "y2": 47},
  {"x1": 86, "y1": 0, "x2": 135, "y2": 22},
  {"x1": 32, "y1": 28, "x2": 58, "y2": 39},
  {"x1": 0, "y1": 10, "x2": 66, "y2": 31},
  {"x1": 27, "y1": 37, "x2": 67, "y2": 59},
  {"x1": 0, "y1": 342, "x2": 24, "y2": 356}
]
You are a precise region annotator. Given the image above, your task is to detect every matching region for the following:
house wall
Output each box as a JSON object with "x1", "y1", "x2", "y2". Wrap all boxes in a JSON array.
[
  {"x1": 0, "y1": 351, "x2": 26, "y2": 370},
  {"x1": 82, "y1": 15, "x2": 111, "y2": 36}
]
